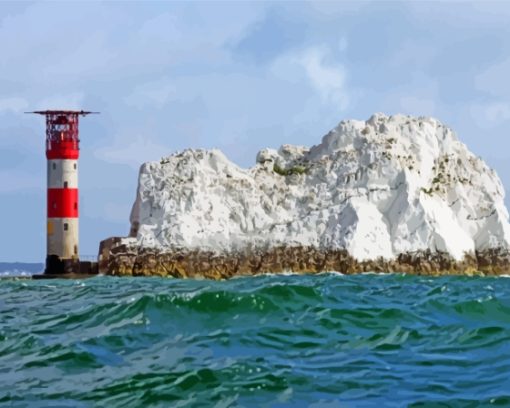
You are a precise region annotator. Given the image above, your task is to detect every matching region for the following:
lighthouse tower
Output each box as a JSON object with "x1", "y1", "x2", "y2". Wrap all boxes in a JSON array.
[{"x1": 28, "y1": 110, "x2": 97, "y2": 275}]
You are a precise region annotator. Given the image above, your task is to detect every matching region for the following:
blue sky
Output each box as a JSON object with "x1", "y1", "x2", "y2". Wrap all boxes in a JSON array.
[{"x1": 1, "y1": 1, "x2": 510, "y2": 262}]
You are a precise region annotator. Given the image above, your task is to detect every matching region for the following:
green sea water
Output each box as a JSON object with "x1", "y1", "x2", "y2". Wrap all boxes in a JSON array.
[{"x1": 1, "y1": 273, "x2": 510, "y2": 407}]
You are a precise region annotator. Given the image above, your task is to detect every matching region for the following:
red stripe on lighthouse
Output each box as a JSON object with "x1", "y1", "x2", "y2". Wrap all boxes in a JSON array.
[
  {"x1": 46, "y1": 140, "x2": 79, "y2": 160},
  {"x1": 47, "y1": 188, "x2": 79, "y2": 218}
]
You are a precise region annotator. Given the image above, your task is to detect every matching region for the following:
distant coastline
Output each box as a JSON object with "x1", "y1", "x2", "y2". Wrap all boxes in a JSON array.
[{"x1": 0, "y1": 262, "x2": 44, "y2": 276}]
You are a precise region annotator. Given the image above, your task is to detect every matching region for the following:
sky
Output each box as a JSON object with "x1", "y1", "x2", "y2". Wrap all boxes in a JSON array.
[{"x1": 1, "y1": 1, "x2": 510, "y2": 262}]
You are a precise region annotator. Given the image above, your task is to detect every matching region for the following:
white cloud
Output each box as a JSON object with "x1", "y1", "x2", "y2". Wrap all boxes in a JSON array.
[
  {"x1": 0, "y1": 170, "x2": 43, "y2": 192},
  {"x1": 471, "y1": 102, "x2": 510, "y2": 128},
  {"x1": 0, "y1": 2, "x2": 261, "y2": 87},
  {"x1": 271, "y1": 45, "x2": 349, "y2": 109},
  {"x1": 399, "y1": 96, "x2": 436, "y2": 117},
  {"x1": 474, "y1": 59, "x2": 510, "y2": 128},
  {"x1": 374, "y1": 72, "x2": 439, "y2": 118},
  {"x1": 475, "y1": 58, "x2": 510, "y2": 97},
  {"x1": 35, "y1": 93, "x2": 85, "y2": 111},
  {"x1": 484, "y1": 103, "x2": 510, "y2": 122},
  {"x1": 136, "y1": 12, "x2": 182, "y2": 46},
  {"x1": 0, "y1": 97, "x2": 29, "y2": 113},
  {"x1": 125, "y1": 80, "x2": 177, "y2": 109},
  {"x1": 305, "y1": 0, "x2": 370, "y2": 15},
  {"x1": 299, "y1": 46, "x2": 348, "y2": 108},
  {"x1": 338, "y1": 37, "x2": 348, "y2": 52},
  {"x1": 388, "y1": 40, "x2": 437, "y2": 69},
  {"x1": 95, "y1": 134, "x2": 172, "y2": 168}
]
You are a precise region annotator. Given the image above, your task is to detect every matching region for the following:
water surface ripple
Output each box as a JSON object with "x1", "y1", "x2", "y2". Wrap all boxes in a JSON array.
[{"x1": 1, "y1": 273, "x2": 509, "y2": 407}]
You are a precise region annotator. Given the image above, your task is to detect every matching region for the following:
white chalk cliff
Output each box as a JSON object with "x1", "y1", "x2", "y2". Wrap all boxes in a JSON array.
[{"x1": 126, "y1": 113, "x2": 510, "y2": 262}]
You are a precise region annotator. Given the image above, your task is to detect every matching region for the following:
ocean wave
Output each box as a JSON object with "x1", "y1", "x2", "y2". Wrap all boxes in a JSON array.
[{"x1": 1, "y1": 274, "x2": 510, "y2": 406}]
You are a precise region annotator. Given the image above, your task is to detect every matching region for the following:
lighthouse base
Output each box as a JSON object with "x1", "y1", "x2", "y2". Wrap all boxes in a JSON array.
[
  {"x1": 45, "y1": 255, "x2": 79, "y2": 274},
  {"x1": 33, "y1": 255, "x2": 99, "y2": 279}
]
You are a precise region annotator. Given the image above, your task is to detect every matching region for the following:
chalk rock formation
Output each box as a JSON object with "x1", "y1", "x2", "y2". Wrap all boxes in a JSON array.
[{"x1": 99, "y1": 113, "x2": 510, "y2": 277}]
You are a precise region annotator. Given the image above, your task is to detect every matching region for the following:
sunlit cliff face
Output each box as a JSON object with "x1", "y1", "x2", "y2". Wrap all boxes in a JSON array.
[{"x1": 126, "y1": 113, "x2": 510, "y2": 262}]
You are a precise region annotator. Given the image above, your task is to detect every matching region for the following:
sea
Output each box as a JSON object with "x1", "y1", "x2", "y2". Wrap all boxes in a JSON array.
[{"x1": 1, "y1": 263, "x2": 510, "y2": 407}]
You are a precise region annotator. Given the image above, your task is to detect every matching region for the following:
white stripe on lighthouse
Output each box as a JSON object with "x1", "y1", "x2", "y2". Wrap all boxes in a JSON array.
[
  {"x1": 47, "y1": 159, "x2": 78, "y2": 189},
  {"x1": 47, "y1": 218, "x2": 79, "y2": 259}
]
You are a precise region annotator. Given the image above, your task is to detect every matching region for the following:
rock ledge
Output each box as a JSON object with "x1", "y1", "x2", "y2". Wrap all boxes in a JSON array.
[{"x1": 99, "y1": 238, "x2": 510, "y2": 278}]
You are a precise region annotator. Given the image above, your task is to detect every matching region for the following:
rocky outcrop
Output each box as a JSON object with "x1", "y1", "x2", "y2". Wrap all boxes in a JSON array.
[
  {"x1": 99, "y1": 113, "x2": 510, "y2": 278},
  {"x1": 99, "y1": 241, "x2": 510, "y2": 278}
]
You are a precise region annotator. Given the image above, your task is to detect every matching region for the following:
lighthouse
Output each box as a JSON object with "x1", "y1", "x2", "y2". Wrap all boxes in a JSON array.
[{"x1": 28, "y1": 110, "x2": 98, "y2": 275}]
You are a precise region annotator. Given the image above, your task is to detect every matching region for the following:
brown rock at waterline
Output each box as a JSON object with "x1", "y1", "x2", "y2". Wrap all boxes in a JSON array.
[{"x1": 98, "y1": 238, "x2": 509, "y2": 279}]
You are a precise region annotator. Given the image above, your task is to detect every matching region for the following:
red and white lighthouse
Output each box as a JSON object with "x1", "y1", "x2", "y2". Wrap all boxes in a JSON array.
[{"x1": 28, "y1": 110, "x2": 97, "y2": 274}]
